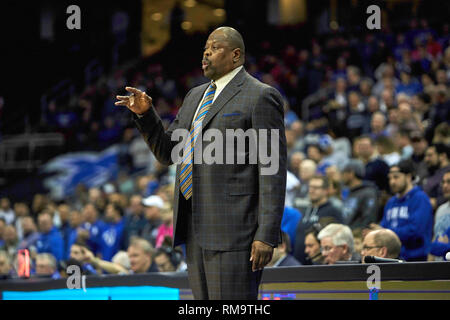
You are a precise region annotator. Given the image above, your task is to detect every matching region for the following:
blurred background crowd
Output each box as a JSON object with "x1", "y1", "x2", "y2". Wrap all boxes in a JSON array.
[{"x1": 0, "y1": 0, "x2": 449, "y2": 279}]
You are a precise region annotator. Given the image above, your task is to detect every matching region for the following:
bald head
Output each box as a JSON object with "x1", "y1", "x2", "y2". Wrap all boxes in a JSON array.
[
  {"x1": 203, "y1": 27, "x2": 245, "y2": 80},
  {"x1": 370, "y1": 228, "x2": 402, "y2": 259},
  {"x1": 213, "y1": 27, "x2": 245, "y2": 61}
]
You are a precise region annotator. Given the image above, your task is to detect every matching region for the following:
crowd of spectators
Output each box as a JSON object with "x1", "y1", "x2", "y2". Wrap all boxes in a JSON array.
[{"x1": 1, "y1": 17, "x2": 450, "y2": 279}]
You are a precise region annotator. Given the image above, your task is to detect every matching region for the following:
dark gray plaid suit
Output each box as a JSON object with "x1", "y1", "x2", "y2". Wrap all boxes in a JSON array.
[{"x1": 133, "y1": 68, "x2": 287, "y2": 299}]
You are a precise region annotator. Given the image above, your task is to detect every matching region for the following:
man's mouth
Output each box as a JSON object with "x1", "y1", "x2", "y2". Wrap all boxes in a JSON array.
[{"x1": 202, "y1": 60, "x2": 210, "y2": 70}]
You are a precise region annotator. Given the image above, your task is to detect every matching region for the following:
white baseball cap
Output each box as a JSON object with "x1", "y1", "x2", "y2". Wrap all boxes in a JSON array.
[{"x1": 142, "y1": 195, "x2": 164, "y2": 209}]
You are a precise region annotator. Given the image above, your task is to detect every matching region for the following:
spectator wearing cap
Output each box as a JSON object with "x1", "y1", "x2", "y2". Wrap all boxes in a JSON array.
[
  {"x1": 361, "y1": 228, "x2": 402, "y2": 262},
  {"x1": 379, "y1": 159, "x2": 433, "y2": 261},
  {"x1": 141, "y1": 195, "x2": 164, "y2": 247},
  {"x1": 267, "y1": 232, "x2": 301, "y2": 267},
  {"x1": 423, "y1": 144, "x2": 450, "y2": 208},
  {"x1": 98, "y1": 203, "x2": 125, "y2": 261},
  {"x1": 341, "y1": 160, "x2": 379, "y2": 230}
]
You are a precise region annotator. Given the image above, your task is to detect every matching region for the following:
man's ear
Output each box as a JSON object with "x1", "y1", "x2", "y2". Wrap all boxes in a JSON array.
[
  {"x1": 379, "y1": 246, "x2": 388, "y2": 258},
  {"x1": 341, "y1": 244, "x2": 349, "y2": 256},
  {"x1": 232, "y1": 48, "x2": 242, "y2": 63}
]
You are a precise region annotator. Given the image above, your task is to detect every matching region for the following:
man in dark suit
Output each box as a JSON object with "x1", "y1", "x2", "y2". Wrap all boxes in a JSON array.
[{"x1": 115, "y1": 26, "x2": 287, "y2": 299}]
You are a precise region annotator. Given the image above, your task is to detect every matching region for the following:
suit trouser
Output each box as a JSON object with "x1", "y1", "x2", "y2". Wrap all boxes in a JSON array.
[{"x1": 181, "y1": 195, "x2": 263, "y2": 300}]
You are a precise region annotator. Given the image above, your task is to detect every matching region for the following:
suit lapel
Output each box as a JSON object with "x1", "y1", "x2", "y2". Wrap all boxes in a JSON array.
[{"x1": 201, "y1": 68, "x2": 246, "y2": 130}]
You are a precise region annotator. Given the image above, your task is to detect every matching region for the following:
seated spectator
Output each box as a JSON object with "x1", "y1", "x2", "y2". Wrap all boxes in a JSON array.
[
  {"x1": 396, "y1": 69, "x2": 423, "y2": 97},
  {"x1": 127, "y1": 237, "x2": 158, "y2": 273},
  {"x1": 36, "y1": 211, "x2": 64, "y2": 262},
  {"x1": 430, "y1": 171, "x2": 450, "y2": 260},
  {"x1": 345, "y1": 91, "x2": 370, "y2": 141},
  {"x1": 141, "y1": 195, "x2": 164, "y2": 246},
  {"x1": 281, "y1": 206, "x2": 302, "y2": 251},
  {"x1": 13, "y1": 202, "x2": 30, "y2": 240},
  {"x1": 304, "y1": 224, "x2": 325, "y2": 265},
  {"x1": 292, "y1": 159, "x2": 317, "y2": 215},
  {"x1": 267, "y1": 232, "x2": 301, "y2": 267},
  {"x1": 0, "y1": 198, "x2": 15, "y2": 225},
  {"x1": 0, "y1": 225, "x2": 19, "y2": 261},
  {"x1": 0, "y1": 250, "x2": 14, "y2": 278},
  {"x1": 341, "y1": 160, "x2": 378, "y2": 229},
  {"x1": 35, "y1": 253, "x2": 61, "y2": 279},
  {"x1": 422, "y1": 144, "x2": 450, "y2": 208},
  {"x1": 369, "y1": 111, "x2": 389, "y2": 140},
  {"x1": 317, "y1": 223, "x2": 361, "y2": 264},
  {"x1": 68, "y1": 242, "x2": 97, "y2": 275},
  {"x1": 361, "y1": 229, "x2": 402, "y2": 263},
  {"x1": 122, "y1": 195, "x2": 147, "y2": 249},
  {"x1": 18, "y1": 216, "x2": 40, "y2": 252},
  {"x1": 154, "y1": 246, "x2": 187, "y2": 272},
  {"x1": 293, "y1": 175, "x2": 343, "y2": 264},
  {"x1": 79, "y1": 203, "x2": 106, "y2": 255},
  {"x1": 155, "y1": 204, "x2": 174, "y2": 248},
  {"x1": 374, "y1": 136, "x2": 401, "y2": 166},
  {"x1": 98, "y1": 203, "x2": 125, "y2": 261},
  {"x1": 354, "y1": 135, "x2": 390, "y2": 192},
  {"x1": 410, "y1": 130, "x2": 429, "y2": 183},
  {"x1": 65, "y1": 210, "x2": 83, "y2": 260},
  {"x1": 379, "y1": 159, "x2": 433, "y2": 261}
]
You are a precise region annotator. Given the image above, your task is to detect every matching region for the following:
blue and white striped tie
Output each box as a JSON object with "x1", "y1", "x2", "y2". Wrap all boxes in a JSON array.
[{"x1": 179, "y1": 82, "x2": 216, "y2": 200}]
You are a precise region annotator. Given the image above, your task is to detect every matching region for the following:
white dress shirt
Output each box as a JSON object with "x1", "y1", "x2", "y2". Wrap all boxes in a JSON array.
[{"x1": 191, "y1": 65, "x2": 243, "y2": 125}]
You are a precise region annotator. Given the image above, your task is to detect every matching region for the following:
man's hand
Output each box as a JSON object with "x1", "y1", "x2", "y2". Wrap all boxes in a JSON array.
[
  {"x1": 250, "y1": 240, "x2": 273, "y2": 272},
  {"x1": 115, "y1": 87, "x2": 152, "y2": 115}
]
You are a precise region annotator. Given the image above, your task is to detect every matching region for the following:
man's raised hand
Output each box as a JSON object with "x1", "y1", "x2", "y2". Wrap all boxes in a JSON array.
[{"x1": 115, "y1": 87, "x2": 152, "y2": 115}]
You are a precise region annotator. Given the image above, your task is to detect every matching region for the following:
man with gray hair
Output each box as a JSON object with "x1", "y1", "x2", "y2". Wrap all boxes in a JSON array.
[
  {"x1": 318, "y1": 223, "x2": 360, "y2": 264},
  {"x1": 35, "y1": 253, "x2": 61, "y2": 279}
]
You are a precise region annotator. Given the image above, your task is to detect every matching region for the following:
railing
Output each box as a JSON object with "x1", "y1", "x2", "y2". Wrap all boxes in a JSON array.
[
  {"x1": 0, "y1": 133, "x2": 65, "y2": 171},
  {"x1": 1, "y1": 262, "x2": 449, "y2": 300}
]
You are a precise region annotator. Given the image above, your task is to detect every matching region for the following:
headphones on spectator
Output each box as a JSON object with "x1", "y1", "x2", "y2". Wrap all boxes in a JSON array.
[{"x1": 158, "y1": 246, "x2": 183, "y2": 268}]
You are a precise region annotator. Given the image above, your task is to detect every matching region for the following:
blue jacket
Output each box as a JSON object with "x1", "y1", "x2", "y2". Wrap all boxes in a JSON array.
[
  {"x1": 36, "y1": 227, "x2": 65, "y2": 262},
  {"x1": 281, "y1": 206, "x2": 302, "y2": 251},
  {"x1": 381, "y1": 186, "x2": 433, "y2": 260},
  {"x1": 80, "y1": 220, "x2": 106, "y2": 255},
  {"x1": 430, "y1": 226, "x2": 450, "y2": 258},
  {"x1": 98, "y1": 218, "x2": 125, "y2": 261}
]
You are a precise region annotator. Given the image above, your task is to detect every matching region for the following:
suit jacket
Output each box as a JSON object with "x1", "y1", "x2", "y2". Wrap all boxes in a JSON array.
[{"x1": 133, "y1": 68, "x2": 287, "y2": 251}]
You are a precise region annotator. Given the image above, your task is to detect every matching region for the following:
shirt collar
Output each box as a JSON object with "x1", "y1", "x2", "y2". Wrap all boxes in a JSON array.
[{"x1": 212, "y1": 65, "x2": 243, "y2": 93}]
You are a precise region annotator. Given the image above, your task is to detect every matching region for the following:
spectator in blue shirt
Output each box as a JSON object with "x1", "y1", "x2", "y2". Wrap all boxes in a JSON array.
[
  {"x1": 98, "y1": 203, "x2": 125, "y2": 261},
  {"x1": 281, "y1": 206, "x2": 302, "y2": 251},
  {"x1": 65, "y1": 210, "x2": 84, "y2": 260},
  {"x1": 36, "y1": 211, "x2": 64, "y2": 262},
  {"x1": 79, "y1": 203, "x2": 106, "y2": 255},
  {"x1": 380, "y1": 160, "x2": 433, "y2": 261}
]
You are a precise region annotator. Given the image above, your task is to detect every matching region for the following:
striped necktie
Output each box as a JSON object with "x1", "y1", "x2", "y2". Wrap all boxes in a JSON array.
[{"x1": 179, "y1": 82, "x2": 216, "y2": 200}]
